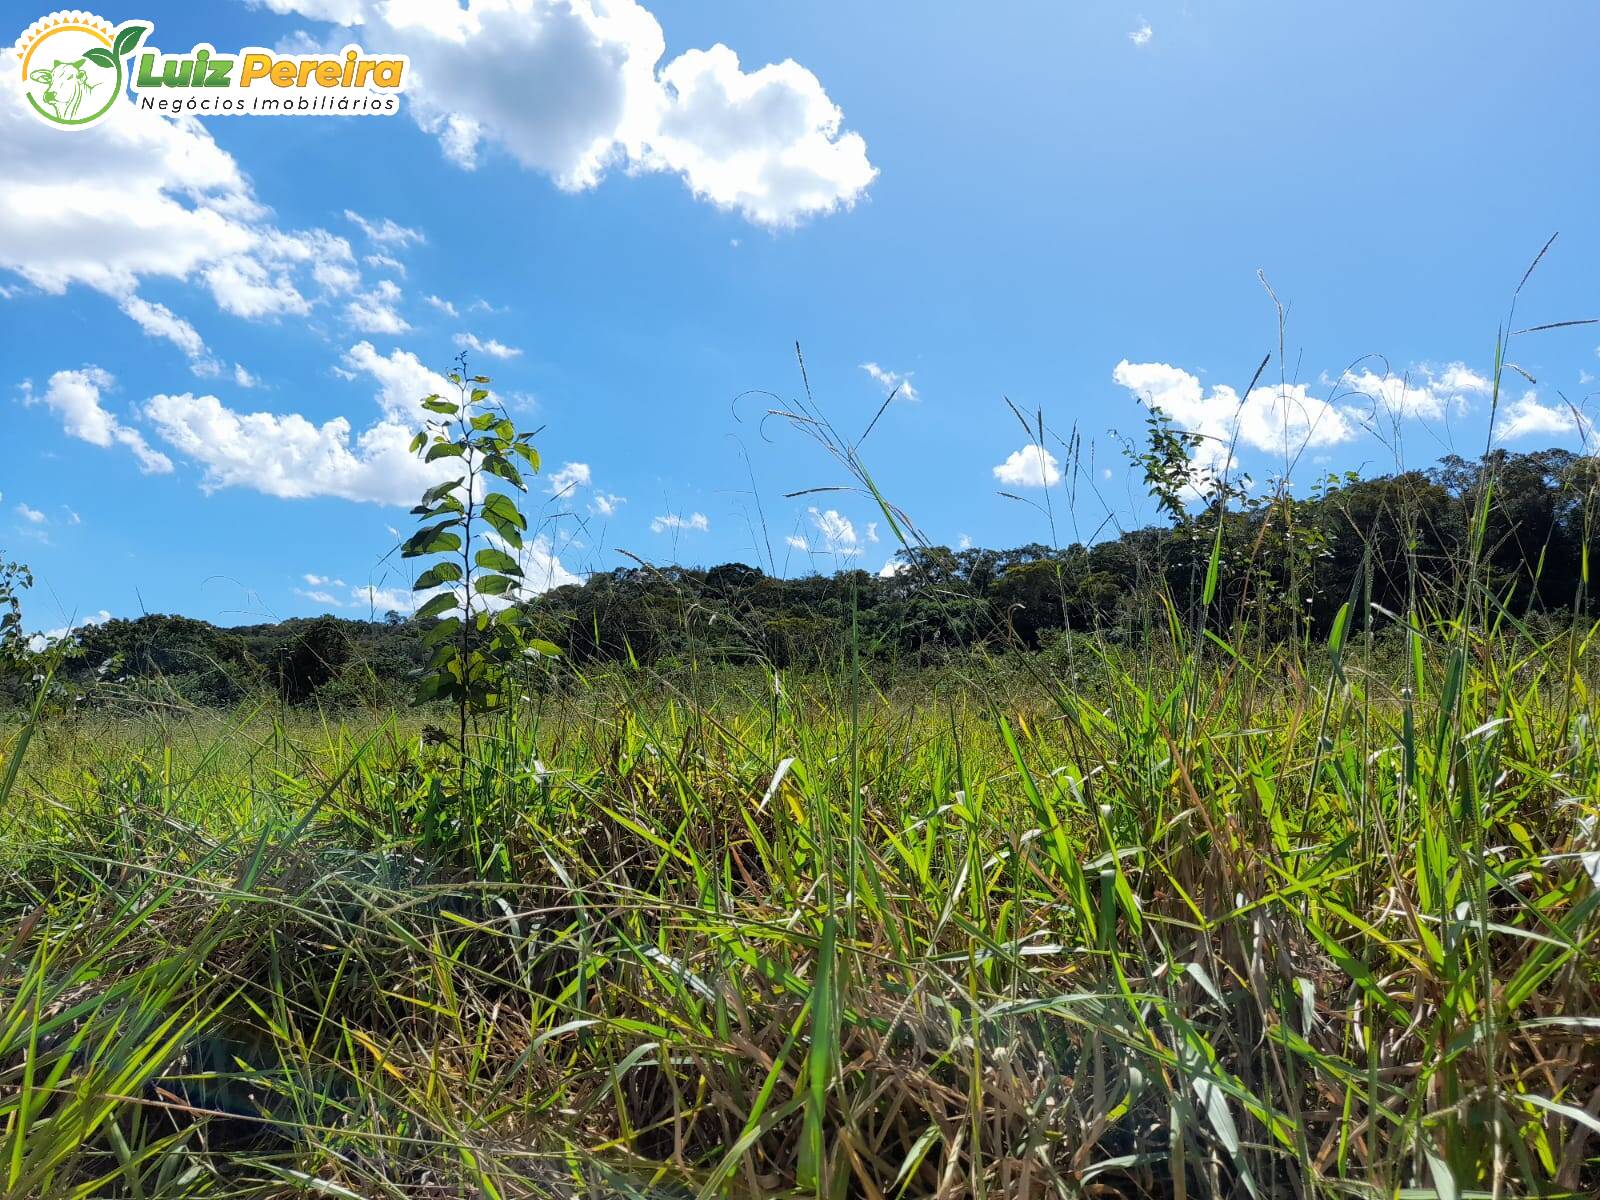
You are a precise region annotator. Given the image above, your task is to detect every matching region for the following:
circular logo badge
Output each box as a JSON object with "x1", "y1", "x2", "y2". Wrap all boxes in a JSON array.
[{"x1": 15, "y1": 11, "x2": 148, "y2": 129}]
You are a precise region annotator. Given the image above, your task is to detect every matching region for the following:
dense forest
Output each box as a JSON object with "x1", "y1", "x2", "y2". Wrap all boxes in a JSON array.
[{"x1": 16, "y1": 447, "x2": 1599, "y2": 707}]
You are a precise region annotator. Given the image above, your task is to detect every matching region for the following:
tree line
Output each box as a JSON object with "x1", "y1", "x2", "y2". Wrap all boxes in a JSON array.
[{"x1": 10, "y1": 447, "x2": 1596, "y2": 708}]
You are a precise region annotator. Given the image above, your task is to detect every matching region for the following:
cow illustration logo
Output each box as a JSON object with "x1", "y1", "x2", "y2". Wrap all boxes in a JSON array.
[{"x1": 15, "y1": 11, "x2": 147, "y2": 129}]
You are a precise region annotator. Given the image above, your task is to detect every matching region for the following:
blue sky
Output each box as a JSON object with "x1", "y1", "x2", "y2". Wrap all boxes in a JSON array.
[{"x1": 5, "y1": 0, "x2": 1599, "y2": 633}]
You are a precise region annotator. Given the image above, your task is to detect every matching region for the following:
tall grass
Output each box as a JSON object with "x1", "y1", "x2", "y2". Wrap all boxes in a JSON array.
[
  {"x1": 4, "y1": 284, "x2": 1600, "y2": 1197},
  {"x1": 2, "y1": 588, "x2": 1598, "y2": 1197}
]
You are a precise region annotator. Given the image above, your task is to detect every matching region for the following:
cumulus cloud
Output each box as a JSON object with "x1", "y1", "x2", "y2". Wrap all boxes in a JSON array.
[
  {"x1": 651, "y1": 511, "x2": 709, "y2": 533},
  {"x1": 340, "y1": 341, "x2": 455, "y2": 421},
  {"x1": 590, "y1": 491, "x2": 626, "y2": 517},
  {"x1": 15, "y1": 503, "x2": 45, "y2": 525},
  {"x1": 144, "y1": 392, "x2": 443, "y2": 505},
  {"x1": 546, "y1": 461, "x2": 591, "y2": 497},
  {"x1": 519, "y1": 533, "x2": 583, "y2": 592},
  {"x1": 878, "y1": 558, "x2": 909, "y2": 578},
  {"x1": 1496, "y1": 392, "x2": 1589, "y2": 443},
  {"x1": 269, "y1": 0, "x2": 875, "y2": 226},
  {"x1": 1129, "y1": 22, "x2": 1153, "y2": 46},
  {"x1": 992, "y1": 444, "x2": 1062, "y2": 487},
  {"x1": 1113, "y1": 359, "x2": 1358, "y2": 478},
  {"x1": 860, "y1": 361, "x2": 917, "y2": 400},
  {"x1": 345, "y1": 279, "x2": 410, "y2": 333},
  {"x1": 423, "y1": 294, "x2": 459, "y2": 318},
  {"x1": 20, "y1": 367, "x2": 172, "y2": 474},
  {"x1": 806, "y1": 506, "x2": 863, "y2": 556},
  {"x1": 455, "y1": 331, "x2": 522, "y2": 359},
  {"x1": 1337, "y1": 362, "x2": 1490, "y2": 422},
  {"x1": 140, "y1": 341, "x2": 460, "y2": 505},
  {"x1": 0, "y1": 68, "x2": 360, "y2": 332},
  {"x1": 787, "y1": 508, "x2": 864, "y2": 556}
]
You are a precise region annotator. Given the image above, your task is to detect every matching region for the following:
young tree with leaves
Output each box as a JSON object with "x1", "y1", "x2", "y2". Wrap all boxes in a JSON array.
[{"x1": 404, "y1": 363, "x2": 555, "y2": 785}]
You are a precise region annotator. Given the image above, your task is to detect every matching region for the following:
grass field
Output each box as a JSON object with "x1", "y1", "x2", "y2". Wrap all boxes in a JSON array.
[{"x1": 3, "y1": 589, "x2": 1600, "y2": 1199}]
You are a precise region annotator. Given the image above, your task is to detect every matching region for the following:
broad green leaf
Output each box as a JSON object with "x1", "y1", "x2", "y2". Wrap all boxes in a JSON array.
[
  {"x1": 484, "y1": 456, "x2": 525, "y2": 490},
  {"x1": 425, "y1": 442, "x2": 466, "y2": 463},
  {"x1": 413, "y1": 563, "x2": 463, "y2": 590},
  {"x1": 415, "y1": 592, "x2": 458, "y2": 622},
  {"x1": 421, "y1": 616, "x2": 460, "y2": 646},
  {"x1": 482, "y1": 492, "x2": 527, "y2": 531},
  {"x1": 475, "y1": 548, "x2": 521, "y2": 575},
  {"x1": 475, "y1": 574, "x2": 517, "y2": 596},
  {"x1": 402, "y1": 522, "x2": 462, "y2": 557}
]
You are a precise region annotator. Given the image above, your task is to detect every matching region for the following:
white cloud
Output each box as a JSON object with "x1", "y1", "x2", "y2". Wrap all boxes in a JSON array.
[
  {"x1": 144, "y1": 392, "x2": 444, "y2": 505},
  {"x1": 644, "y1": 44, "x2": 876, "y2": 226},
  {"x1": 590, "y1": 491, "x2": 626, "y2": 516},
  {"x1": 364, "y1": 252, "x2": 406, "y2": 275},
  {"x1": 255, "y1": 0, "x2": 368, "y2": 20},
  {"x1": 345, "y1": 210, "x2": 425, "y2": 247},
  {"x1": 340, "y1": 341, "x2": 455, "y2": 422},
  {"x1": 296, "y1": 581, "x2": 412, "y2": 613},
  {"x1": 15, "y1": 503, "x2": 45, "y2": 525},
  {"x1": 29, "y1": 609, "x2": 109, "y2": 653},
  {"x1": 1113, "y1": 359, "x2": 1358, "y2": 478},
  {"x1": 351, "y1": 584, "x2": 416, "y2": 613},
  {"x1": 423, "y1": 294, "x2": 459, "y2": 318},
  {"x1": 547, "y1": 461, "x2": 591, "y2": 496},
  {"x1": 520, "y1": 533, "x2": 583, "y2": 592},
  {"x1": 860, "y1": 361, "x2": 917, "y2": 400},
  {"x1": 234, "y1": 364, "x2": 260, "y2": 388},
  {"x1": 785, "y1": 534, "x2": 809, "y2": 550},
  {"x1": 1429, "y1": 362, "x2": 1492, "y2": 396},
  {"x1": 138, "y1": 341, "x2": 495, "y2": 505},
  {"x1": 806, "y1": 506, "x2": 862, "y2": 556},
  {"x1": 993, "y1": 444, "x2": 1062, "y2": 487},
  {"x1": 1496, "y1": 391, "x2": 1588, "y2": 443},
  {"x1": 345, "y1": 279, "x2": 409, "y2": 333},
  {"x1": 651, "y1": 511, "x2": 709, "y2": 533},
  {"x1": 120, "y1": 295, "x2": 213, "y2": 372},
  {"x1": 1129, "y1": 21, "x2": 1153, "y2": 46},
  {"x1": 20, "y1": 367, "x2": 172, "y2": 474},
  {"x1": 273, "y1": 0, "x2": 875, "y2": 227},
  {"x1": 0, "y1": 69, "x2": 360, "y2": 328},
  {"x1": 957, "y1": 533, "x2": 973, "y2": 550},
  {"x1": 455, "y1": 331, "x2": 523, "y2": 359},
  {"x1": 1336, "y1": 362, "x2": 1489, "y2": 422},
  {"x1": 878, "y1": 558, "x2": 909, "y2": 578},
  {"x1": 312, "y1": 256, "x2": 361, "y2": 294}
]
